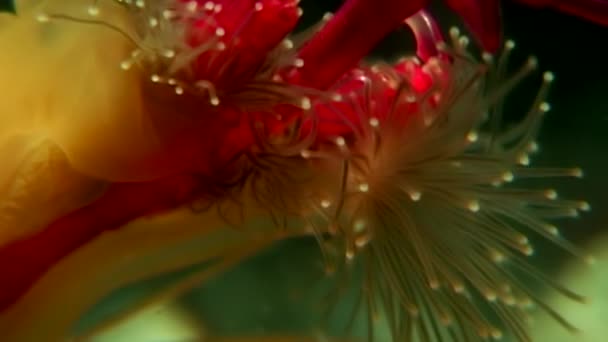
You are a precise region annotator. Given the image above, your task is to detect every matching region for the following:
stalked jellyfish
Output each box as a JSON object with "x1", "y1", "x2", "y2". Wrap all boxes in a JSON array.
[
  {"x1": 286, "y1": 15, "x2": 594, "y2": 341},
  {"x1": 0, "y1": 1, "x2": 602, "y2": 341}
]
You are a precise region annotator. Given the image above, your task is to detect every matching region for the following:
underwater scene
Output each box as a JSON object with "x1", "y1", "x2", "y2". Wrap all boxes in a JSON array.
[{"x1": 0, "y1": 0, "x2": 606, "y2": 341}]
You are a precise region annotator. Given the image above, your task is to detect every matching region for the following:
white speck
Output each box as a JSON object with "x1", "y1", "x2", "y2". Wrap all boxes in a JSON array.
[
  {"x1": 358, "y1": 183, "x2": 369, "y2": 193},
  {"x1": 484, "y1": 291, "x2": 498, "y2": 302},
  {"x1": 36, "y1": 13, "x2": 50, "y2": 23},
  {"x1": 345, "y1": 247, "x2": 355, "y2": 261},
  {"x1": 501, "y1": 171, "x2": 514, "y2": 182},
  {"x1": 570, "y1": 167, "x2": 584, "y2": 178},
  {"x1": 518, "y1": 154, "x2": 530, "y2": 166},
  {"x1": 87, "y1": 6, "x2": 100, "y2": 16},
  {"x1": 322, "y1": 12, "x2": 333, "y2": 21},
  {"x1": 527, "y1": 141, "x2": 539, "y2": 153},
  {"x1": 491, "y1": 329, "x2": 503, "y2": 340},
  {"x1": 300, "y1": 97, "x2": 311, "y2": 110},
  {"x1": 282, "y1": 39, "x2": 294, "y2": 49},
  {"x1": 148, "y1": 17, "x2": 159, "y2": 28},
  {"x1": 466, "y1": 131, "x2": 478, "y2": 143},
  {"x1": 186, "y1": 1, "x2": 198, "y2": 12},
  {"x1": 120, "y1": 60, "x2": 132, "y2": 70},
  {"x1": 452, "y1": 282, "x2": 465, "y2": 294},
  {"x1": 539, "y1": 102, "x2": 551, "y2": 112},
  {"x1": 544, "y1": 224, "x2": 559, "y2": 236},
  {"x1": 544, "y1": 189, "x2": 557, "y2": 200},
  {"x1": 408, "y1": 191, "x2": 421, "y2": 201},
  {"x1": 353, "y1": 219, "x2": 366, "y2": 233},
  {"x1": 458, "y1": 36, "x2": 469, "y2": 47},
  {"x1": 522, "y1": 245, "x2": 534, "y2": 256},
  {"x1": 369, "y1": 117, "x2": 380, "y2": 128},
  {"x1": 449, "y1": 27, "x2": 460, "y2": 38},
  {"x1": 335, "y1": 136, "x2": 346, "y2": 147},
  {"x1": 162, "y1": 10, "x2": 176, "y2": 19},
  {"x1": 300, "y1": 150, "x2": 311, "y2": 158},
  {"x1": 467, "y1": 200, "x2": 480, "y2": 212},
  {"x1": 320, "y1": 199, "x2": 331, "y2": 208},
  {"x1": 482, "y1": 52, "x2": 494, "y2": 63}
]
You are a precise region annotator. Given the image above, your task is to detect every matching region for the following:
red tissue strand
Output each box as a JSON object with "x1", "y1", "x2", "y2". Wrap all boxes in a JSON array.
[
  {"x1": 440, "y1": 0, "x2": 608, "y2": 52},
  {"x1": 0, "y1": 175, "x2": 206, "y2": 310},
  {"x1": 290, "y1": 0, "x2": 429, "y2": 89},
  {"x1": 515, "y1": 0, "x2": 608, "y2": 25}
]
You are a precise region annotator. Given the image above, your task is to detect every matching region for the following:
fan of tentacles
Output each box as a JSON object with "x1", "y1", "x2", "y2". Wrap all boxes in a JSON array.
[{"x1": 247, "y1": 24, "x2": 593, "y2": 342}]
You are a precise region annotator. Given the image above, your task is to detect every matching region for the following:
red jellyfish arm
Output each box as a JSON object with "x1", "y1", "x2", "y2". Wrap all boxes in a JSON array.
[
  {"x1": 442, "y1": 0, "x2": 608, "y2": 54},
  {"x1": 291, "y1": 0, "x2": 429, "y2": 89},
  {"x1": 515, "y1": 0, "x2": 608, "y2": 25},
  {"x1": 0, "y1": 175, "x2": 204, "y2": 310}
]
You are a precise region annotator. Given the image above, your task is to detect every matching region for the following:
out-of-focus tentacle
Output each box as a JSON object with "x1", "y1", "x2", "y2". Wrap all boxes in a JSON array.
[{"x1": 405, "y1": 10, "x2": 446, "y2": 61}]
